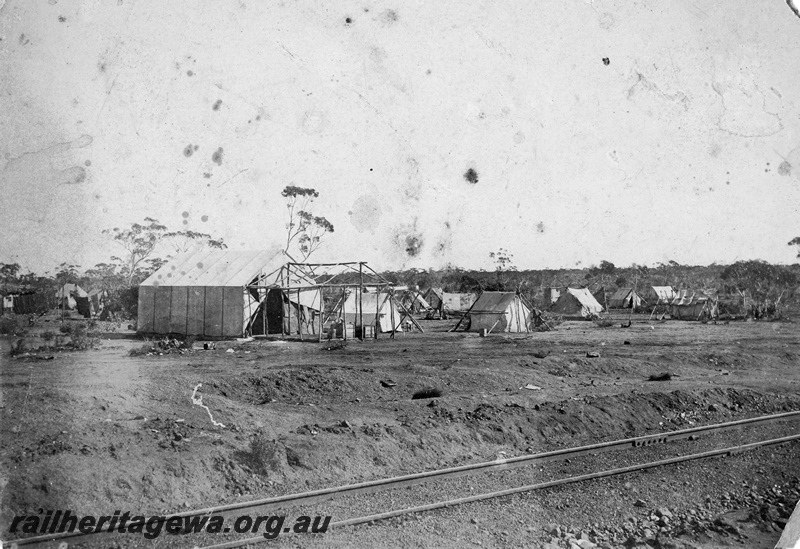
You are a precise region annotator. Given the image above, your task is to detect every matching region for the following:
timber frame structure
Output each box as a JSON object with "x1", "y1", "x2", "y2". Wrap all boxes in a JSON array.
[{"x1": 245, "y1": 261, "x2": 423, "y2": 341}]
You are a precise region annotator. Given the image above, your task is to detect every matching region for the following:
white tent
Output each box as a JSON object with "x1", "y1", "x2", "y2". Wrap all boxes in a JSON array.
[
  {"x1": 339, "y1": 291, "x2": 402, "y2": 333},
  {"x1": 551, "y1": 288, "x2": 604, "y2": 318},
  {"x1": 463, "y1": 291, "x2": 533, "y2": 333}
]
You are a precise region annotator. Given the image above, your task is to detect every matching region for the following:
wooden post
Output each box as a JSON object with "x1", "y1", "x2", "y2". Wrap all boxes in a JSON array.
[
  {"x1": 318, "y1": 288, "x2": 323, "y2": 342},
  {"x1": 375, "y1": 287, "x2": 380, "y2": 339},
  {"x1": 280, "y1": 268, "x2": 286, "y2": 339},
  {"x1": 342, "y1": 288, "x2": 347, "y2": 341},
  {"x1": 268, "y1": 290, "x2": 269, "y2": 337},
  {"x1": 358, "y1": 263, "x2": 364, "y2": 340},
  {"x1": 297, "y1": 289, "x2": 303, "y2": 341}
]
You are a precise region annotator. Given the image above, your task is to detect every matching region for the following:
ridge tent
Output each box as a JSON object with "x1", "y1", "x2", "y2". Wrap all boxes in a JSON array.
[
  {"x1": 137, "y1": 248, "x2": 284, "y2": 338},
  {"x1": 55, "y1": 283, "x2": 88, "y2": 310},
  {"x1": 336, "y1": 290, "x2": 402, "y2": 333},
  {"x1": 423, "y1": 287, "x2": 444, "y2": 310},
  {"x1": 670, "y1": 290, "x2": 718, "y2": 320},
  {"x1": 397, "y1": 289, "x2": 431, "y2": 313},
  {"x1": 461, "y1": 291, "x2": 533, "y2": 333},
  {"x1": 650, "y1": 286, "x2": 676, "y2": 303},
  {"x1": 551, "y1": 288, "x2": 604, "y2": 318},
  {"x1": 607, "y1": 288, "x2": 644, "y2": 309}
]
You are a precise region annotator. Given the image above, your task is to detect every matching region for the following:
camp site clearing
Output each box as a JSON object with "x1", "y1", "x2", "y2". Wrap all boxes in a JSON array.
[{"x1": 1, "y1": 310, "x2": 799, "y2": 548}]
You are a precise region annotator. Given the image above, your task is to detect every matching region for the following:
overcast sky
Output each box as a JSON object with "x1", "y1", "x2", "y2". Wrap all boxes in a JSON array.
[{"x1": 1, "y1": 0, "x2": 799, "y2": 274}]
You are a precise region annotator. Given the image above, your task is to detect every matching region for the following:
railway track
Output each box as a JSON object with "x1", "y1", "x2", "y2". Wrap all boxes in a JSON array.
[{"x1": 9, "y1": 411, "x2": 800, "y2": 548}]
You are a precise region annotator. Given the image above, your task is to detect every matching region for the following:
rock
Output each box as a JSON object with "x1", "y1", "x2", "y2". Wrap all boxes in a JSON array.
[
  {"x1": 546, "y1": 523, "x2": 560, "y2": 536},
  {"x1": 576, "y1": 540, "x2": 596, "y2": 549},
  {"x1": 708, "y1": 404, "x2": 718, "y2": 412},
  {"x1": 656, "y1": 508, "x2": 673, "y2": 519},
  {"x1": 634, "y1": 499, "x2": 647, "y2": 507}
]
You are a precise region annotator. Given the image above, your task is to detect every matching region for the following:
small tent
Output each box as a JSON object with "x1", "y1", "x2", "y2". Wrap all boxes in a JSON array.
[
  {"x1": 398, "y1": 290, "x2": 431, "y2": 313},
  {"x1": 55, "y1": 283, "x2": 88, "y2": 310},
  {"x1": 650, "y1": 286, "x2": 676, "y2": 304},
  {"x1": 551, "y1": 288, "x2": 604, "y2": 318},
  {"x1": 338, "y1": 290, "x2": 402, "y2": 333},
  {"x1": 607, "y1": 288, "x2": 644, "y2": 309},
  {"x1": 670, "y1": 290, "x2": 718, "y2": 320},
  {"x1": 423, "y1": 287, "x2": 444, "y2": 310},
  {"x1": 462, "y1": 291, "x2": 533, "y2": 333}
]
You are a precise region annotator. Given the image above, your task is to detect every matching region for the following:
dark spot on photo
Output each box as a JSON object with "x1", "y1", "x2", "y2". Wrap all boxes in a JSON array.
[
  {"x1": 98, "y1": 62, "x2": 106, "y2": 73},
  {"x1": 183, "y1": 145, "x2": 194, "y2": 157},
  {"x1": 405, "y1": 235, "x2": 422, "y2": 257},
  {"x1": 182, "y1": 211, "x2": 190, "y2": 218},
  {"x1": 778, "y1": 161, "x2": 792, "y2": 176},
  {"x1": 212, "y1": 147, "x2": 224, "y2": 165},
  {"x1": 194, "y1": 145, "x2": 199, "y2": 151},
  {"x1": 201, "y1": 215, "x2": 209, "y2": 222},
  {"x1": 463, "y1": 168, "x2": 479, "y2": 184},
  {"x1": 19, "y1": 34, "x2": 29, "y2": 45},
  {"x1": 183, "y1": 220, "x2": 188, "y2": 225},
  {"x1": 426, "y1": 69, "x2": 431, "y2": 75},
  {"x1": 58, "y1": 15, "x2": 67, "y2": 22},
  {"x1": 602, "y1": 57, "x2": 610, "y2": 66},
  {"x1": 187, "y1": 70, "x2": 194, "y2": 77},
  {"x1": 212, "y1": 99, "x2": 222, "y2": 111},
  {"x1": 203, "y1": 172, "x2": 212, "y2": 178},
  {"x1": 382, "y1": 9, "x2": 398, "y2": 23},
  {"x1": 536, "y1": 222, "x2": 545, "y2": 233},
  {"x1": 345, "y1": 16, "x2": 352, "y2": 24},
  {"x1": 256, "y1": 115, "x2": 262, "y2": 121},
  {"x1": 85, "y1": 160, "x2": 91, "y2": 166}
]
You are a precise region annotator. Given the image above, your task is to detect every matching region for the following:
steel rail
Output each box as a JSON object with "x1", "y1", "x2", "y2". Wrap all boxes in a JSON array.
[
  {"x1": 202, "y1": 434, "x2": 800, "y2": 549},
  {"x1": 9, "y1": 411, "x2": 799, "y2": 547}
]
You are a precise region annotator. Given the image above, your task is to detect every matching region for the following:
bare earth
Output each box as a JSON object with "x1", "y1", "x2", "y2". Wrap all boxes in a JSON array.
[{"x1": 1, "y1": 317, "x2": 799, "y2": 548}]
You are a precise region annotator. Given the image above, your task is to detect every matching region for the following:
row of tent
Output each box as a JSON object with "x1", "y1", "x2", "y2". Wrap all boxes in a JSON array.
[
  {"x1": 134, "y1": 250, "x2": 739, "y2": 339},
  {"x1": 547, "y1": 285, "x2": 723, "y2": 320},
  {"x1": 1, "y1": 284, "x2": 107, "y2": 317}
]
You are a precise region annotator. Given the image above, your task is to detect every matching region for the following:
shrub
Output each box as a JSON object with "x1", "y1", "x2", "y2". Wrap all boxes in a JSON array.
[
  {"x1": 0, "y1": 316, "x2": 24, "y2": 336},
  {"x1": 59, "y1": 324, "x2": 72, "y2": 334},
  {"x1": 247, "y1": 434, "x2": 283, "y2": 475},
  {"x1": 41, "y1": 330, "x2": 55, "y2": 342},
  {"x1": 104, "y1": 287, "x2": 139, "y2": 320}
]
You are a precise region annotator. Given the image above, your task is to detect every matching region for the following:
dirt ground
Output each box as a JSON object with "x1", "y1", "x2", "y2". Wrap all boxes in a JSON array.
[{"x1": 1, "y1": 315, "x2": 798, "y2": 548}]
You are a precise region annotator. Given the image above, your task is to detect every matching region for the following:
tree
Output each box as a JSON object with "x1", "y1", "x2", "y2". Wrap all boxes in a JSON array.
[
  {"x1": 720, "y1": 260, "x2": 798, "y2": 300},
  {"x1": 103, "y1": 218, "x2": 227, "y2": 286},
  {"x1": 281, "y1": 186, "x2": 334, "y2": 261},
  {"x1": 489, "y1": 248, "x2": 516, "y2": 290},
  {"x1": 789, "y1": 237, "x2": 800, "y2": 258},
  {"x1": 0, "y1": 263, "x2": 21, "y2": 292},
  {"x1": 55, "y1": 263, "x2": 81, "y2": 285},
  {"x1": 162, "y1": 230, "x2": 227, "y2": 255},
  {"x1": 103, "y1": 218, "x2": 168, "y2": 286}
]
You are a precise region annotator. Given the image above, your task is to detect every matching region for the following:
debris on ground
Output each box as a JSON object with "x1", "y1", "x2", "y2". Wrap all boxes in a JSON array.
[
  {"x1": 412, "y1": 388, "x2": 443, "y2": 400},
  {"x1": 648, "y1": 372, "x2": 672, "y2": 381},
  {"x1": 586, "y1": 352, "x2": 600, "y2": 358}
]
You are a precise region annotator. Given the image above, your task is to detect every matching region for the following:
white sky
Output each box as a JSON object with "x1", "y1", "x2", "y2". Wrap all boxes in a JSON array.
[{"x1": 1, "y1": 0, "x2": 799, "y2": 274}]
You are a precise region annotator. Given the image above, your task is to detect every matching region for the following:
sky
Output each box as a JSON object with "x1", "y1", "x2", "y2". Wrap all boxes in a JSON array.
[{"x1": 1, "y1": 0, "x2": 799, "y2": 275}]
